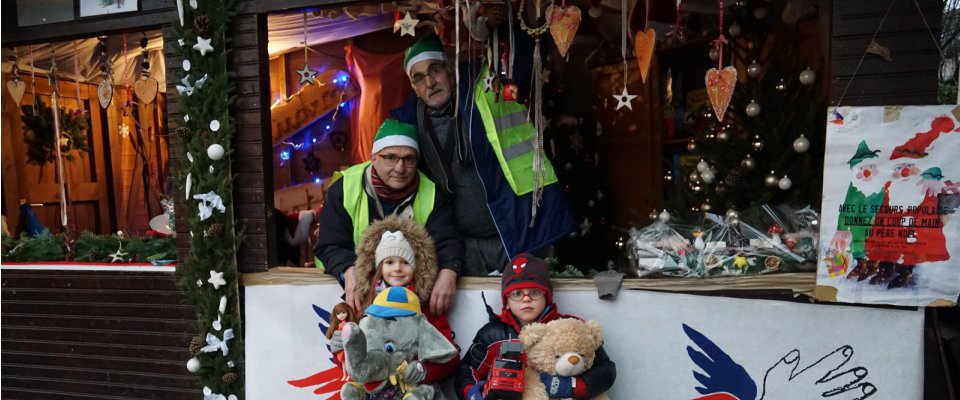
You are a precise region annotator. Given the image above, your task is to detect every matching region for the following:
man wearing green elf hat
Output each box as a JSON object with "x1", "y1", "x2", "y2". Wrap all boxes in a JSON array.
[
  {"x1": 315, "y1": 120, "x2": 464, "y2": 316},
  {"x1": 390, "y1": 18, "x2": 576, "y2": 276}
]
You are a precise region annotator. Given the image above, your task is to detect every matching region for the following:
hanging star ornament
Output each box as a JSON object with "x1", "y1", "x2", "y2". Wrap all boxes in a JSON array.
[
  {"x1": 483, "y1": 71, "x2": 495, "y2": 92},
  {"x1": 580, "y1": 217, "x2": 593, "y2": 236},
  {"x1": 613, "y1": 86, "x2": 638, "y2": 111},
  {"x1": 207, "y1": 270, "x2": 226, "y2": 289},
  {"x1": 108, "y1": 245, "x2": 128, "y2": 263},
  {"x1": 193, "y1": 36, "x2": 214, "y2": 56},
  {"x1": 397, "y1": 12, "x2": 419, "y2": 37},
  {"x1": 297, "y1": 65, "x2": 318, "y2": 85}
]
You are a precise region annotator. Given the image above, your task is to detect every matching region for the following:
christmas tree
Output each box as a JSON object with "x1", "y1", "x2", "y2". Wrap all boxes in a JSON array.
[{"x1": 665, "y1": 1, "x2": 828, "y2": 219}]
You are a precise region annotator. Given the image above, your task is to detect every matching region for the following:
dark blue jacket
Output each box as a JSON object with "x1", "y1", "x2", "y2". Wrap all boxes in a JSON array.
[{"x1": 390, "y1": 56, "x2": 575, "y2": 258}]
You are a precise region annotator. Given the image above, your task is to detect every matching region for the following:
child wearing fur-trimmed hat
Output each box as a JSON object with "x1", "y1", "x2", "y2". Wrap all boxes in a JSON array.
[
  {"x1": 353, "y1": 215, "x2": 460, "y2": 385},
  {"x1": 454, "y1": 254, "x2": 617, "y2": 400}
]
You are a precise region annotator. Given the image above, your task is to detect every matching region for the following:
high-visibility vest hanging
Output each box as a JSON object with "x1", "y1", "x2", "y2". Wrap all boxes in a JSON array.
[
  {"x1": 340, "y1": 161, "x2": 436, "y2": 244},
  {"x1": 473, "y1": 67, "x2": 559, "y2": 196}
]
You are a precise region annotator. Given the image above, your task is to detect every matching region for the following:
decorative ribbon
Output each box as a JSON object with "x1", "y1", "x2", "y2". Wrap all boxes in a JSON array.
[
  {"x1": 193, "y1": 191, "x2": 226, "y2": 221},
  {"x1": 710, "y1": 0, "x2": 728, "y2": 69},
  {"x1": 201, "y1": 328, "x2": 235, "y2": 356}
]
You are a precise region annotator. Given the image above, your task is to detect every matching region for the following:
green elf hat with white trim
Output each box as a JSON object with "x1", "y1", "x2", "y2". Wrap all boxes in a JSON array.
[
  {"x1": 371, "y1": 120, "x2": 419, "y2": 155},
  {"x1": 404, "y1": 34, "x2": 446, "y2": 76}
]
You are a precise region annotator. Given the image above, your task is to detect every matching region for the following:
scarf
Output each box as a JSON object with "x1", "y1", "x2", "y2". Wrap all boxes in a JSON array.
[{"x1": 370, "y1": 166, "x2": 418, "y2": 202}]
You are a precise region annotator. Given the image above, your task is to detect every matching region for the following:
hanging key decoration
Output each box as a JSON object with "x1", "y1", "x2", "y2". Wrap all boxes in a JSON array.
[
  {"x1": 135, "y1": 33, "x2": 160, "y2": 105},
  {"x1": 7, "y1": 48, "x2": 26, "y2": 106},
  {"x1": 97, "y1": 37, "x2": 114, "y2": 109},
  {"x1": 612, "y1": 0, "x2": 637, "y2": 111},
  {"x1": 704, "y1": 0, "x2": 736, "y2": 121},
  {"x1": 296, "y1": 12, "x2": 317, "y2": 85}
]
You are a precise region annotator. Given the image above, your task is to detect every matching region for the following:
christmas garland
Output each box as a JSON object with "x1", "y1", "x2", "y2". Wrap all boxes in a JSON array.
[
  {"x1": 173, "y1": 0, "x2": 244, "y2": 398},
  {"x1": 21, "y1": 97, "x2": 89, "y2": 166}
]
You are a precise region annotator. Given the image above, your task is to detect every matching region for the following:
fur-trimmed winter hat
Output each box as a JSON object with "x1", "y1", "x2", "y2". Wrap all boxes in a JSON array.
[
  {"x1": 502, "y1": 253, "x2": 553, "y2": 305},
  {"x1": 376, "y1": 230, "x2": 416, "y2": 268},
  {"x1": 355, "y1": 215, "x2": 437, "y2": 311}
]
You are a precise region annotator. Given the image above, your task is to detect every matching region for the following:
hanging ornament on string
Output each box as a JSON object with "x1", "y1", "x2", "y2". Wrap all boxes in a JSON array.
[
  {"x1": 728, "y1": 21, "x2": 742, "y2": 37},
  {"x1": 7, "y1": 50, "x2": 26, "y2": 106},
  {"x1": 778, "y1": 175, "x2": 793, "y2": 190},
  {"x1": 751, "y1": 134, "x2": 764, "y2": 151},
  {"x1": 740, "y1": 153, "x2": 755, "y2": 170},
  {"x1": 396, "y1": 12, "x2": 419, "y2": 37},
  {"x1": 119, "y1": 33, "x2": 136, "y2": 117},
  {"x1": 793, "y1": 134, "x2": 810, "y2": 153},
  {"x1": 747, "y1": 60, "x2": 762, "y2": 78},
  {"x1": 633, "y1": 0, "x2": 656, "y2": 83},
  {"x1": 611, "y1": 0, "x2": 637, "y2": 111},
  {"x1": 764, "y1": 170, "x2": 779, "y2": 188},
  {"x1": 716, "y1": 126, "x2": 731, "y2": 141},
  {"x1": 665, "y1": 0, "x2": 684, "y2": 44},
  {"x1": 134, "y1": 33, "x2": 159, "y2": 105},
  {"x1": 97, "y1": 37, "x2": 114, "y2": 109},
  {"x1": 745, "y1": 99, "x2": 761, "y2": 117},
  {"x1": 296, "y1": 12, "x2": 318, "y2": 85},
  {"x1": 799, "y1": 66, "x2": 816, "y2": 85},
  {"x1": 547, "y1": 3, "x2": 581, "y2": 59},
  {"x1": 518, "y1": 0, "x2": 552, "y2": 226},
  {"x1": 704, "y1": 0, "x2": 735, "y2": 122}
]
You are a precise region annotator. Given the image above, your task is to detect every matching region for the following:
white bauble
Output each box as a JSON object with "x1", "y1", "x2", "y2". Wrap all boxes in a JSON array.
[
  {"x1": 207, "y1": 144, "x2": 225, "y2": 161},
  {"x1": 187, "y1": 357, "x2": 201, "y2": 373},
  {"x1": 778, "y1": 175, "x2": 793, "y2": 190},
  {"x1": 793, "y1": 134, "x2": 811, "y2": 153},
  {"x1": 799, "y1": 67, "x2": 816, "y2": 85},
  {"x1": 745, "y1": 100, "x2": 761, "y2": 117}
]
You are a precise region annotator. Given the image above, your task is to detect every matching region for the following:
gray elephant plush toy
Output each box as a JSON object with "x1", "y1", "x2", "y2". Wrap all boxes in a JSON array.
[{"x1": 341, "y1": 286, "x2": 458, "y2": 400}]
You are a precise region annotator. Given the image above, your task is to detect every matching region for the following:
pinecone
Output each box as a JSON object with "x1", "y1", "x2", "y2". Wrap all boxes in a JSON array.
[
  {"x1": 207, "y1": 223, "x2": 224, "y2": 237},
  {"x1": 189, "y1": 336, "x2": 204, "y2": 356},
  {"x1": 222, "y1": 372, "x2": 238, "y2": 385},
  {"x1": 194, "y1": 14, "x2": 212, "y2": 37},
  {"x1": 175, "y1": 126, "x2": 192, "y2": 139}
]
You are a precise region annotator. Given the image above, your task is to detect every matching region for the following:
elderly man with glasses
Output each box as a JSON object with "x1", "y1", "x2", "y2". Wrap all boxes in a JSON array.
[
  {"x1": 391, "y1": 23, "x2": 575, "y2": 277},
  {"x1": 315, "y1": 120, "x2": 464, "y2": 316}
]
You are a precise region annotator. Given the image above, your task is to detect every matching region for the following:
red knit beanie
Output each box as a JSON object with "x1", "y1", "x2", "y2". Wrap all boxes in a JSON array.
[{"x1": 501, "y1": 253, "x2": 553, "y2": 305}]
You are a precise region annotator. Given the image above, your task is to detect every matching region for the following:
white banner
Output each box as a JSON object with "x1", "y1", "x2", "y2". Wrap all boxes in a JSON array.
[
  {"x1": 817, "y1": 105, "x2": 960, "y2": 306},
  {"x1": 246, "y1": 282, "x2": 923, "y2": 399}
]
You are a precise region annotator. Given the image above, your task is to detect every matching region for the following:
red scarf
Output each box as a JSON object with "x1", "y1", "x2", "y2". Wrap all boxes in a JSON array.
[{"x1": 370, "y1": 168, "x2": 418, "y2": 202}]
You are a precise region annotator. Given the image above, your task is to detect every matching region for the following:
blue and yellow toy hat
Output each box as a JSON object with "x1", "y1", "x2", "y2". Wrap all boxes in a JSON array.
[{"x1": 365, "y1": 286, "x2": 422, "y2": 318}]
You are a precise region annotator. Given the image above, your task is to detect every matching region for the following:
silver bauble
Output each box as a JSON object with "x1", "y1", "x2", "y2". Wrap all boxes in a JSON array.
[
  {"x1": 717, "y1": 129, "x2": 731, "y2": 141},
  {"x1": 697, "y1": 159, "x2": 710, "y2": 172},
  {"x1": 764, "y1": 171, "x2": 779, "y2": 188},
  {"x1": 751, "y1": 135, "x2": 764, "y2": 151},
  {"x1": 747, "y1": 60, "x2": 762, "y2": 78},
  {"x1": 793, "y1": 134, "x2": 811, "y2": 153},
  {"x1": 689, "y1": 170, "x2": 700, "y2": 182},
  {"x1": 754, "y1": 7, "x2": 768, "y2": 19},
  {"x1": 728, "y1": 22, "x2": 742, "y2": 37},
  {"x1": 588, "y1": 6, "x2": 603, "y2": 18},
  {"x1": 725, "y1": 208, "x2": 739, "y2": 222},
  {"x1": 687, "y1": 140, "x2": 698, "y2": 152},
  {"x1": 701, "y1": 169, "x2": 716, "y2": 184},
  {"x1": 701, "y1": 201, "x2": 713, "y2": 212},
  {"x1": 799, "y1": 67, "x2": 816, "y2": 85},
  {"x1": 709, "y1": 47, "x2": 720, "y2": 61},
  {"x1": 778, "y1": 175, "x2": 793, "y2": 190},
  {"x1": 740, "y1": 154, "x2": 756, "y2": 170},
  {"x1": 745, "y1": 100, "x2": 761, "y2": 117}
]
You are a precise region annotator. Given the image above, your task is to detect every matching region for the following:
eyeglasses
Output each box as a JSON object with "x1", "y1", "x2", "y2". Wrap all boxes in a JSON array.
[
  {"x1": 377, "y1": 153, "x2": 419, "y2": 169},
  {"x1": 410, "y1": 63, "x2": 446, "y2": 87},
  {"x1": 507, "y1": 288, "x2": 544, "y2": 301}
]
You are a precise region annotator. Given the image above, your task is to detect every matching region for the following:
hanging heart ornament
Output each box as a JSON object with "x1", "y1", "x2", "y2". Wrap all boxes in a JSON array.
[
  {"x1": 547, "y1": 5, "x2": 581, "y2": 58},
  {"x1": 6, "y1": 78, "x2": 26, "y2": 106},
  {"x1": 98, "y1": 81, "x2": 114, "y2": 109},
  {"x1": 705, "y1": 66, "x2": 737, "y2": 121},
  {"x1": 134, "y1": 76, "x2": 160, "y2": 105},
  {"x1": 634, "y1": 28, "x2": 656, "y2": 83}
]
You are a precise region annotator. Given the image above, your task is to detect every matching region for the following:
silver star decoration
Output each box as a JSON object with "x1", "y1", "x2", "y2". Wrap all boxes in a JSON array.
[
  {"x1": 193, "y1": 36, "x2": 214, "y2": 56},
  {"x1": 483, "y1": 72, "x2": 495, "y2": 92},
  {"x1": 108, "y1": 246, "x2": 128, "y2": 263},
  {"x1": 580, "y1": 218, "x2": 593, "y2": 236},
  {"x1": 613, "y1": 86, "x2": 638, "y2": 111},
  {"x1": 118, "y1": 123, "x2": 130, "y2": 138},
  {"x1": 397, "y1": 12, "x2": 418, "y2": 37},
  {"x1": 297, "y1": 65, "x2": 318, "y2": 85},
  {"x1": 208, "y1": 270, "x2": 226, "y2": 289}
]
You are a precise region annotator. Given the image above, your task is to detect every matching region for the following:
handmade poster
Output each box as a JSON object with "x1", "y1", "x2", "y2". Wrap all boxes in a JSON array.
[
  {"x1": 245, "y1": 281, "x2": 923, "y2": 399},
  {"x1": 816, "y1": 105, "x2": 960, "y2": 306}
]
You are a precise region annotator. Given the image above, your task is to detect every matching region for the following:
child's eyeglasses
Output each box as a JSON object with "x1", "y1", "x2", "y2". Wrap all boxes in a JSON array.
[{"x1": 507, "y1": 288, "x2": 544, "y2": 301}]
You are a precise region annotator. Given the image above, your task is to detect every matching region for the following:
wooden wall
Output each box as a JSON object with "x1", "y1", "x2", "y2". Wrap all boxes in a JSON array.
[
  {"x1": 830, "y1": 0, "x2": 943, "y2": 106},
  {"x1": 1, "y1": 269, "x2": 196, "y2": 399}
]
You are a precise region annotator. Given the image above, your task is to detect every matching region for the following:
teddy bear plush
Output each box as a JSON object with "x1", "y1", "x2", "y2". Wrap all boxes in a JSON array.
[{"x1": 518, "y1": 318, "x2": 609, "y2": 400}]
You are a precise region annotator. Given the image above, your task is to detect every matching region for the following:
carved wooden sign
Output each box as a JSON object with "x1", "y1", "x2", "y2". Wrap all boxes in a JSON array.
[{"x1": 271, "y1": 70, "x2": 359, "y2": 146}]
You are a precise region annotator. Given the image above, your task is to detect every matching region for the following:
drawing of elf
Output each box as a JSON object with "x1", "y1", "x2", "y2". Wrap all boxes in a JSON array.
[
  {"x1": 829, "y1": 140, "x2": 884, "y2": 280},
  {"x1": 863, "y1": 115, "x2": 955, "y2": 289}
]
